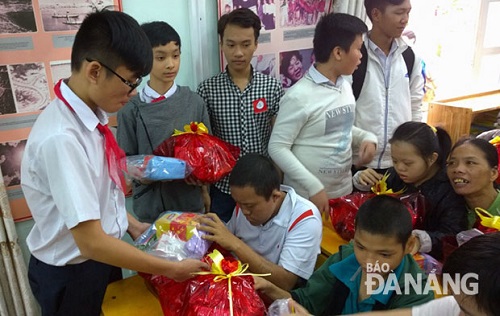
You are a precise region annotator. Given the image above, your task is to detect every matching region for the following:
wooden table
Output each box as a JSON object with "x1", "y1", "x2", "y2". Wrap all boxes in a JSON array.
[
  {"x1": 317, "y1": 220, "x2": 349, "y2": 268},
  {"x1": 427, "y1": 90, "x2": 500, "y2": 144},
  {"x1": 101, "y1": 275, "x2": 163, "y2": 316}
]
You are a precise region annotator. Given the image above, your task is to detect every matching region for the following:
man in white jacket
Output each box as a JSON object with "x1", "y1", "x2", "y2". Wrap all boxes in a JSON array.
[
  {"x1": 268, "y1": 13, "x2": 377, "y2": 214},
  {"x1": 353, "y1": 0, "x2": 424, "y2": 172}
]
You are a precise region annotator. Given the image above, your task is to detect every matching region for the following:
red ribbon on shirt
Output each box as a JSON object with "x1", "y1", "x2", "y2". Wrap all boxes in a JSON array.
[{"x1": 54, "y1": 79, "x2": 127, "y2": 193}]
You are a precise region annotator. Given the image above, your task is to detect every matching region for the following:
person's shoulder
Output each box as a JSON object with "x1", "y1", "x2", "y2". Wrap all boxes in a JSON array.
[{"x1": 198, "y1": 72, "x2": 227, "y2": 87}]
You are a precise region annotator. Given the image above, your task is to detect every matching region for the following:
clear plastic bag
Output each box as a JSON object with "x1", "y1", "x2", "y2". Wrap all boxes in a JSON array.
[{"x1": 123, "y1": 154, "x2": 191, "y2": 181}]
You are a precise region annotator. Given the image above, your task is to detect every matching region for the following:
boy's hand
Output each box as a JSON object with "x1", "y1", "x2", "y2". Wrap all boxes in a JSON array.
[
  {"x1": 169, "y1": 259, "x2": 209, "y2": 282},
  {"x1": 310, "y1": 189, "x2": 330, "y2": 215},
  {"x1": 197, "y1": 213, "x2": 238, "y2": 251},
  {"x1": 358, "y1": 168, "x2": 383, "y2": 187},
  {"x1": 287, "y1": 299, "x2": 312, "y2": 316},
  {"x1": 253, "y1": 276, "x2": 270, "y2": 291},
  {"x1": 356, "y1": 141, "x2": 376, "y2": 166}
]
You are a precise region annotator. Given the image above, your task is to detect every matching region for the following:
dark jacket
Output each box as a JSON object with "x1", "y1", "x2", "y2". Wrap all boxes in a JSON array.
[{"x1": 384, "y1": 168, "x2": 468, "y2": 259}]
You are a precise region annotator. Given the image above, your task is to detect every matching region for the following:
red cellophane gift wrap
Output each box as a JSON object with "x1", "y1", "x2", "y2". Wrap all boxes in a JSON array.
[
  {"x1": 329, "y1": 173, "x2": 426, "y2": 241},
  {"x1": 153, "y1": 122, "x2": 240, "y2": 183},
  {"x1": 145, "y1": 249, "x2": 267, "y2": 316}
]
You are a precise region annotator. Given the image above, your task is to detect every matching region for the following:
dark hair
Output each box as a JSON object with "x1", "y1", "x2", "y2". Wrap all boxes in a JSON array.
[
  {"x1": 355, "y1": 195, "x2": 412, "y2": 245},
  {"x1": 229, "y1": 154, "x2": 280, "y2": 200},
  {"x1": 71, "y1": 10, "x2": 152, "y2": 78},
  {"x1": 443, "y1": 232, "x2": 500, "y2": 316},
  {"x1": 218, "y1": 8, "x2": 261, "y2": 42},
  {"x1": 313, "y1": 13, "x2": 368, "y2": 63},
  {"x1": 141, "y1": 21, "x2": 181, "y2": 52},
  {"x1": 451, "y1": 137, "x2": 498, "y2": 169},
  {"x1": 364, "y1": 0, "x2": 407, "y2": 21},
  {"x1": 389, "y1": 122, "x2": 452, "y2": 167},
  {"x1": 280, "y1": 50, "x2": 302, "y2": 79}
]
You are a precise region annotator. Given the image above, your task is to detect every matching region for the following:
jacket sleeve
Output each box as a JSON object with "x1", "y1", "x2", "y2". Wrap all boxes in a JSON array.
[
  {"x1": 290, "y1": 251, "x2": 342, "y2": 316},
  {"x1": 117, "y1": 101, "x2": 139, "y2": 156},
  {"x1": 268, "y1": 94, "x2": 324, "y2": 197},
  {"x1": 409, "y1": 54, "x2": 425, "y2": 122}
]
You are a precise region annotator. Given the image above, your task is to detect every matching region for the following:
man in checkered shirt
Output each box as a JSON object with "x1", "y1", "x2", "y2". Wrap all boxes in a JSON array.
[{"x1": 197, "y1": 8, "x2": 284, "y2": 222}]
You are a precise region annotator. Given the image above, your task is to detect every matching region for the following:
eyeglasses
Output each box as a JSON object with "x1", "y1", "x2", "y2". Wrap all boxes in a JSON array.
[{"x1": 86, "y1": 58, "x2": 142, "y2": 94}]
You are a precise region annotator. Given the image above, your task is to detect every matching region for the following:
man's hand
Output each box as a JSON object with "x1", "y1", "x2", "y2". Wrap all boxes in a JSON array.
[
  {"x1": 168, "y1": 259, "x2": 209, "y2": 282},
  {"x1": 356, "y1": 141, "x2": 376, "y2": 167},
  {"x1": 358, "y1": 168, "x2": 383, "y2": 187},
  {"x1": 309, "y1": 189, "x2": 329, "y2": 215},
  {"x1": 197, "y1": 213, "x2": 239, "y2": 251},
  {"x1": 127, "y1": 214, "x2": 151, "y2": 241}
]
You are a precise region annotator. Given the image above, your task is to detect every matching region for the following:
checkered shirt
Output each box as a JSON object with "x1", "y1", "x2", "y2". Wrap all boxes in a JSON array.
[{"x1": 197, "y1": 68, "x2": 284, "y2": 194}]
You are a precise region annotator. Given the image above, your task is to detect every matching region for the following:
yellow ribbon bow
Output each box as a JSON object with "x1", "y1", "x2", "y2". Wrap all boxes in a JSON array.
[
  {"x1": 371, "y1": 172, "x2": 406, "y2": 195},
  {"x1": 489, "y1": 136, "x2": 500, "y2": 146},
  {"x1": 173, "y1": 122, "x2": 209, "y2": 135},
  {"x1": 475, "y1": 208, "x2": 500, "y2": 231},
  {"x1": 192, "y1": 249, "x2": 270, "y2": 316}
]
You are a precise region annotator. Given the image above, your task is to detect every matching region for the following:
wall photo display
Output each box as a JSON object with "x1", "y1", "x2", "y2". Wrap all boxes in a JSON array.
[{"x1": 0, "y1": 0, "x2": 122, "y2": 221}]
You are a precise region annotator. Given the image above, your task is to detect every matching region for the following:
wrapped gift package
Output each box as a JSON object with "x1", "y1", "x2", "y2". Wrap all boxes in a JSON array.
[{"x1": 124, "y1": 155, "x2": 189, "y2": 181}]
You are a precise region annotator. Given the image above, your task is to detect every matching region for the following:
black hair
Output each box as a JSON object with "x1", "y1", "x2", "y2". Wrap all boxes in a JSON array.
[
  {"x1": 389, "y1": 121, "x2": 452, "y2": 167},
  {"x1": 313, "y1": 13, "x2": 368, "y2": 63},
  {"x1": 280, "y1": 50, "x2": 302, "y2": 80},
  {"x1": 364, "y1": 0, "x2": 407, "y2": 21},
  {"x1": 229, "y1": 153, "x2": 280, "y2": 200},
  {"x1": 218, "y1": 8, "x2": 261, "y2": 42},
  {"x1": 451, "y1": 137, "x2": 498, "y2": 169},
  {"x1": 71, "y1": 10, "x2": 152, "y2": 78},
  {"x1": 141, "y1": 21, "x2": 181, "y2": 52},
  {"x1": 355, "y1": 195, "x2": 412, "y2": 245},
  {"x1": 443, "y1": 232, "x2": 500, "y2": 316}
]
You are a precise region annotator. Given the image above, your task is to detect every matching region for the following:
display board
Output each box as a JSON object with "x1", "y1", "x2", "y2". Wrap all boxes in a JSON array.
[
  {"x1": 0, "y1": 0, "x2": 122, "y2": 221},
  {"x1": 218, "y1": 0, "x2": 333, "y2": 89}
]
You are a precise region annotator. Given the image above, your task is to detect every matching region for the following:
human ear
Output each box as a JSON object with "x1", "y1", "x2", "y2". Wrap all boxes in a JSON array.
[
  {"x1": 85, "y1": 60, "x2": 101, "y2": 84},
  {"x1": 405, "y1": 234, "x2": 419, "y2": 255},
  {"x1": 490, "y1": 166, "x2": 499, "y2": 183},
  {"x1": 332, "y1": 46, "x2": 342, "y2": 61},
  {"x1": 428, "y1": 152, "x2": 439, "y2": 166}
]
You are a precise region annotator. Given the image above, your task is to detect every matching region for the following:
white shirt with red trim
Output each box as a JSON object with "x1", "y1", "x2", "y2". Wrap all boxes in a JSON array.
[{"x1": 226, "y1": 185, "x2": 322, "y2": 280}]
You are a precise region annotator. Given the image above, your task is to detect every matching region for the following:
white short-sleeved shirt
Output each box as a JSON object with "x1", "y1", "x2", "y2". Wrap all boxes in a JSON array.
[
  {"x1": 226, "y1": 185, "x2": 322, "y2": 279},
  {"x1": 21, "y1": 80, "x2": 128, "y2": 266},
  {"x1": 412, "y1": 296, "x2": 460, "y2": 316}
]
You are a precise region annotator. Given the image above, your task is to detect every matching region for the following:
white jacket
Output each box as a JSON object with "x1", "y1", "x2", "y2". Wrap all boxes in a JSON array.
[{"x1": 353, "y1": 37, "x2": 424, "y2": 169}]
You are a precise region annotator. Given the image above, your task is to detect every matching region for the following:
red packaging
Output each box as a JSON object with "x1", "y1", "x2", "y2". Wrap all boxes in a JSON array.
[
  {"x1": 154, "y1": 122, "x2": 240, "y2": 183},
  {"x1": 329, "y1": 192, "x2": 426, "y2": 241},
  {"x1": 143, "y1": 249, "x2": 267, "y2": 316}
]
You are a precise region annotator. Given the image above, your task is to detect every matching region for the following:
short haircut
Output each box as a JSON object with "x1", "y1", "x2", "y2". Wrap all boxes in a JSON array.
[
  {"x1": 313, "y1": 13, "x2": 367, "y2": 63},
  {"x1": 355, "y1": 195, "x2": 412, "y2": 245},
  {"x1": 280, "y1": 50, "x2": 302, "y2": 78},
  {"x1": 229, "y1": 153, "x2": 280, "y2": 200},
  {"x1": 451, "y1": 137, "x2": 498, "y2": 169},
  {"x1": 390, "y1": 121, "x2": 452, "y2": 167},
  {"x1": 443, "y1": 232, "x2": 500, "y2": 316},
  {"x1": 217, "y1": 8, "x2": 261, "y2": 42},
  {"x1": 364, "y1": 0, "x2": 406, "y2": 21},
  {"x1": 71, "y1": 10, "x2": 152, "y2": 78},
  {"x1": 141, "y1": 21, "x2": 181, "y2": 52}
]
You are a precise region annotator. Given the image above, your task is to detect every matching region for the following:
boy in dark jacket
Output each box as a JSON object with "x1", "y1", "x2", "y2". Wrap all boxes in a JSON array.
[{"x1": 255, "y1": 195, "x2": 434, "y2": 315}]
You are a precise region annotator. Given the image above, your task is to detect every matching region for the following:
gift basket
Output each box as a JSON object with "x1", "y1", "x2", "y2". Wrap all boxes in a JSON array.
[
  {"x1": 153, "y1": 122, "x2": 240, "y2": 183},
  {"x1": 329, "y1": 173, "x2": 426, "y2": 241},
  {"x1": 123, "y1": 154, "x2": 190, "y2": 181}
]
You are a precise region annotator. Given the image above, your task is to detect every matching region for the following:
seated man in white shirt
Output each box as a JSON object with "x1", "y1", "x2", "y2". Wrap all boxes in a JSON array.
[{"x1": 198, "y1": 153, "x2": 322, "y2": 291}]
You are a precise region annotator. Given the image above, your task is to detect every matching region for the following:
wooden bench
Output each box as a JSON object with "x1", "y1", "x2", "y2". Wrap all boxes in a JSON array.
[{"x1": 316, "y1": 220, "x2": 349, "y2": 268}]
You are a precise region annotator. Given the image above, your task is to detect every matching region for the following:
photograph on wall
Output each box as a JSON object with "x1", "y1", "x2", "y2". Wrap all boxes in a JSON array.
[
  {"x1": 279, "y1": 47, "x2": 313, "y2": 88},
  {"x1": 0, "y1": 140, "x2": 27, "y2": 187},
  {"x1": 0, "y1": 0, "x2": 37, "y2": 34},
  {"x1": 9, "y1": 62, "x2": 51, "y2": 113},
  {"x1": 281, "y1": 0, "x2": 327, "y2": 27},
  {"x1": 0, "y1": 66, "x2": 17, "y2": 115},
  {"x1": 38, "y1": 0, "x2": 117, "y2": 31},
  {"x1": 251, "y1": 53, "x2": 277, "y2": 78},
  {"x1": 50, "y1": 60, "x2": 71, "y2": 85}
]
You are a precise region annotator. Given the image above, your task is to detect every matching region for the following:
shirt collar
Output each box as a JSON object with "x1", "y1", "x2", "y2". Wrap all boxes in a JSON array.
[
  {"x1": 60, "y1": 80, "x2": 107, "y2": 130},
  {"x1": 367, "y1": 35, "x2": 399, "y2": 57},
  {"x1": 307, "y1": 64, "x2": 344, "y2": 87},
  {"x1": 329, "y1": 253, "x2": 406, "y2": 305},
  {"x1": 140, "y1": 81, "x2": 178, "y2": 103}
]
